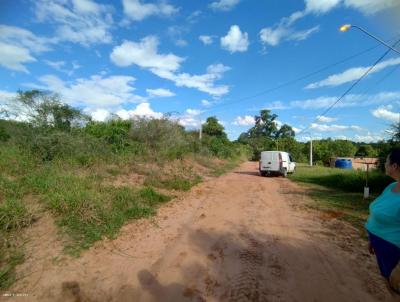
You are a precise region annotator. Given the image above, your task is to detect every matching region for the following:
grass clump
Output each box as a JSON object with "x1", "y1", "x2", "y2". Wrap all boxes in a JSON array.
[{"x1": 23, "y1": 169, "x2": 170, "y2": 255}]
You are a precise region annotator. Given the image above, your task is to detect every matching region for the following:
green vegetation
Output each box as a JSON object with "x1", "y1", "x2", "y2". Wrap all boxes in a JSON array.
[
  {"x1": 289, "y1": 164, "x2": 393, "y2": 237},
  {"x1": 290, "y1": 164, "x2": 393, "y2": 194},
  {"x1": 0, "y1": 90, "x2": 249, "y2": 289}
]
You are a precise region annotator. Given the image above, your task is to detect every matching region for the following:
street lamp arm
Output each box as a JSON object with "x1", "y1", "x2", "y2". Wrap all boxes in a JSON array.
[{"x1": 341, "y1": 24, "x2": 400, "y2": 55}]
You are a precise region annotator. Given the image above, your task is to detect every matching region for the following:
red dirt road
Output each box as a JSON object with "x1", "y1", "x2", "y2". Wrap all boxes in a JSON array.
[{"x1": 5, "y1": 162, "x2": 399, "y2": 301}]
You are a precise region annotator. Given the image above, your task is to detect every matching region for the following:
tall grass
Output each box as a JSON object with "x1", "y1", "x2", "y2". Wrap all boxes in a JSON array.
[{"x1": 290, "y1": 164, "x2": 392, "y2": 194}]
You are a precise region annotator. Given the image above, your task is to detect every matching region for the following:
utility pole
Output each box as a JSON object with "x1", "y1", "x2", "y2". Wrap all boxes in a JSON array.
[
  {"x1": 199, "y1": 119, "x2": 202, "y2": 140},
  {"x1": 310, "y1": 138, "x2": 313, "y2": 167}
]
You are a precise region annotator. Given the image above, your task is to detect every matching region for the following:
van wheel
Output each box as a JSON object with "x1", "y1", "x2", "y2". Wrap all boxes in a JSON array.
[
  {"x1": 260, "y1": 171, "x2": 267, "y2": 177},
  {"x1": 282, "y1": 169, "x2": 287, "y2": 178}
]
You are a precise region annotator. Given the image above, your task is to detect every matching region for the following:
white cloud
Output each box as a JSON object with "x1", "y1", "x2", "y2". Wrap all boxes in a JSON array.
[
  {"x1": 290, "y1": 91, "x2": 400, "y2": 109},
  {"x1": 310, "y1": 123, "x2": 363, "y2": 132},
  {"x1": 186, "y1": 108, "x2": 202, "y2": 116},
  {"x1": 210, "y1": 0, "x2": 240, "y2": 11},
  {"x1": 187, "y1": 10, "x2": 202, "y2": 24},
  {"x1": 316, "y1": 115, "x2": 338, "y2": 123},
  {"x1": 305, "y1": 0, "x2": 341, "y2": 14},
  {"x1": 259, "y1": 25, "x2": 319, "y2": 47},
  {"x1": 199, "y1": 35, "x2": 214, "y2": 45},
  {"x1": 0, "y1": 42, "x2": 36, "y2": 73},
  {"x1": 221, "y1": 25, "x2": 249, "y2": 53},
  {"x1": 353, "y1": 133, "x2": 385, "y2": 143},
  {"x1": 305, "y1": 0, "x2": 398, "y2": 15},
  {"x1": 31, "y1": 74, "x2": 145, "y2": 109},
  {"x1": 44, "y1": 60, "x2": 66, "y2": 71},
  {"x1": 120, "y1": 102, "x2": 163, "y2": 119},
  {"x1": 86, "y1": 102, "x2": 164, "y2": 121},
  {"x1": 167, "y1": 26, "x2": 188, "y2": 47},
  {"x1": 110, "y1": 36, "x2": 184, "y2": 72},
  {"x1": 0, "y1": 25, "x2": 53, "y2": 72},
  {"x1": 343, "y1": 0, "x2": 399, "y2": 15},
  {"x1": 0, "y1": 90, "x2": 15, "y2": 101},
  {"x1": 111, "y1": 37, "x2": 231, "y2": 96},
  {"x1": 306, "y1": 57, "x2": 400, "y2": 89},
  {"x1": 122, "y1": 0, "x2": 179, "y2": 22},
  {"x1": 146, "y1": 88, "x2": 175, "y2": 98},
  {"x1": 264, "y1": 101, "x2": 288, "y2": 110},
  {"x1": 233, "y1": 115, "x2": 254, "y2": 126},
  {"x1": 87, "y1": 108, "x2": 111, "y2": 121},
  {"x1": 372, "y1": 106, "x2": 399, "y2": 123},
  {"x1": 201, "y1": 99, "x2": 212, "y2": 107},
  {"x1": 34, "y1": 0, "x2": 113, "y2": 46}
]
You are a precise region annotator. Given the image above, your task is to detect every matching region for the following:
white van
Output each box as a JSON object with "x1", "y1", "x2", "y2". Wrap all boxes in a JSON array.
[{"x1": 259, "y1": 151, "x2": 296, "y2": 177}]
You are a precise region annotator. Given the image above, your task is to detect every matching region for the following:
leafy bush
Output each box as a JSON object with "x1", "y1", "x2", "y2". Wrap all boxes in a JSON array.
[{"x1": 84, "y1": 120, "x2": 131, "y2": 151}]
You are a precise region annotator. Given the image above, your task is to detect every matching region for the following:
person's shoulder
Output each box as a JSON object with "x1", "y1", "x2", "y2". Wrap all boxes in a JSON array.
[{"x1": 384, "y1": 182, "x2": 397, "y2": 193}]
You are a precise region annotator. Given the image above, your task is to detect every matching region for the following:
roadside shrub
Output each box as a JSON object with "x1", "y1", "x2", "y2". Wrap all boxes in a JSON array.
[
  {"x1": 29, "y1": 131, "x2": 110, "y2": 165},
  {"x1": 129, "y1": 118, "x2": 190, "y2": 158},
  {"x1": 84, "y1": 120, "x2": 131, "y2": 151}
]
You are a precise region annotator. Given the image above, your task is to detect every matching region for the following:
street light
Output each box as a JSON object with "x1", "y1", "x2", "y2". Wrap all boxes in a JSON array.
[{"x1": 340, "y1": 24, "x2": 400, "y2": 55}]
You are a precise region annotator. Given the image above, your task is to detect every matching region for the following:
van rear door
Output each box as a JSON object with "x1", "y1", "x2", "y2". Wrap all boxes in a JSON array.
[{"x1": 260, "y1": 151, "x2": 280, "y2": 171}]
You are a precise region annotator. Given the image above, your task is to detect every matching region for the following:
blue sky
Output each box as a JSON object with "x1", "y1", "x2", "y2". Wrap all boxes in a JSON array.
[{"x1": 0, "y1": 0, "x2": 399, "y2": 142}]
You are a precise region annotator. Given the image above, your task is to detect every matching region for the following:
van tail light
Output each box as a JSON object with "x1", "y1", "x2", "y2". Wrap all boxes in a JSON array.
[
  {"x1": 279, "y1": 153, "x2": 283, "y2": 169},
  {"x1": 259, "y1": 161, "x2": 261, "y2": 170}
]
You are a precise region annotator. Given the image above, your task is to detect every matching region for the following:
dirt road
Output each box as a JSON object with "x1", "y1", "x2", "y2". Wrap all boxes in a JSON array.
[{"x1": 6, "y1": 162, "x2": 398, "y2": 301}]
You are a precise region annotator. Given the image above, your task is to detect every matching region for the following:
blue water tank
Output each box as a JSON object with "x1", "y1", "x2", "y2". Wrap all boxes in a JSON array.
[{"x1": 335, "y1": 158, "x2": 352, "y2": 169}]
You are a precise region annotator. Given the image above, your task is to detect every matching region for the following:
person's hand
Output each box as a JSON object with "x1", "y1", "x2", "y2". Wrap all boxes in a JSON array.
[{"x1": 368, "y1": 242, "x2": 375, "y2": 255}]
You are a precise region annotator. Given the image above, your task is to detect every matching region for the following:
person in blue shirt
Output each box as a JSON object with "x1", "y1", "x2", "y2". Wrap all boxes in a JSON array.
[{"x1": 365, "y1": 148, "x2": 400, "y2": 291}]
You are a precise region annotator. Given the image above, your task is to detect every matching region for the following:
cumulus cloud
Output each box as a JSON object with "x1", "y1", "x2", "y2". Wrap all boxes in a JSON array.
[
  {"x1": 372, "y1": 105, "x2": 399, "y2": 123},
  {"x1": 221, "y1": 25, "x2": 249, "y2": 53},
  {"x1": 146, "y1": 88, "x2": 175, "y2": 98},
  {"x1": 85, "y1": 102, "x2": 164, "y2": 122},
  {"x1": 310, "y1": 123, "x2": 363, "y2": 132},
  {"x1": 110, "y1": 36, "x2": 184, "y2": 72},
  {"x1": 233, "y1": 115, "x2": 254, "y2": 126},
  {"x1": 34, "y1": 0, "x2": 114, "y2": 46},
  {"x1": 199, "y1": 35, "x2": 214, "y2": 45},
  {"x1": 110, "y1": 37, "x2": 231, "y2": 96},
  {"x1": 30, "y1": 74, "x2": 145, "y2": 109},
  {"x1": 306, "y1": 57, "x2": 400, "y2": 89},
  {"x1": 316, "y1": 115, "x2": 338, "y2": 123},
  {"x1": 122, "y1": 0, "x2": 178, "y2": 22},
  {"x1": 0, "y1": 25, "x2": 52, "y2": 72},
  {"x1": 210, "y1": 0, "x2": 240, "y2": 11}
]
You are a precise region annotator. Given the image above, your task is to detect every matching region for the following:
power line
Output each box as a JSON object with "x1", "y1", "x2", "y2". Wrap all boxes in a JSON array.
[
  {"x1": 327, "y1": 63, "x2": 400, "y2": 121},
  {"x1": 201, "y1": 38, "x2": 397, "y2": 115},
  {"x1": 297, "y1": 38, "x2": 400, "y2": 136}
]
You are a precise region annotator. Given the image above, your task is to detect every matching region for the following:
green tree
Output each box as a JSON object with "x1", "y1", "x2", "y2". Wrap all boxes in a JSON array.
[
  {"x1": 202, "y1": 116, "x2": 227, "y2": 138},
  {"x1": 355, "y1": 145, "x2": 378, "y2": 157},
  {"x1": 9, "y1": 90, "x2": 88, "y2": 131},
  {"x1": 391, "y1": 122, "x2": 400, "y2": 142},
  {"x1": 275, "y1": 124, "x2": 295, "y2": 139},
  {"x1": 249, "y1": 109, "x2": 277, "y2": 138}
]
